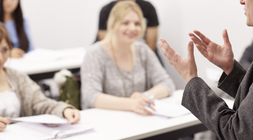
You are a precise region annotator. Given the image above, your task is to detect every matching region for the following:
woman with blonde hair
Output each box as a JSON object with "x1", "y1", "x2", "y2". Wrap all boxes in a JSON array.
[{"x1": 81, "y1": 1, "x2": 175, "y2": 115}]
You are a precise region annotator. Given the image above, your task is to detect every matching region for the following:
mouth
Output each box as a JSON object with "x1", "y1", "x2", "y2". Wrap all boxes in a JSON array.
[{"x1": 125, "y1": 34, "x2": 138, "y2": 39}]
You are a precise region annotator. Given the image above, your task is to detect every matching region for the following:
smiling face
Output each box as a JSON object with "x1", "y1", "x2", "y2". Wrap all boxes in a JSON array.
[
  {"x1": 3, "y1": 0, "x2": 19, "y2": 14},
  {"x1": 116, "y1": 10, "x2": 142, "y2": 44},
  {"x1": 241, "y1": 0, "x2": 253, "y2": 26},
  {"x1": 105, "y1": 1, "x2": 146, "y2": 42}
]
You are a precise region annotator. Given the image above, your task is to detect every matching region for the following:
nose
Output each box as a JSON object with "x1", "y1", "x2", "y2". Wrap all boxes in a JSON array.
[
  {"x1": 240, "y1": 0, "x2": 245, "y2": 5},
  {"x1": 129, "y1": 22, "x2": 136, "y2": 31}
]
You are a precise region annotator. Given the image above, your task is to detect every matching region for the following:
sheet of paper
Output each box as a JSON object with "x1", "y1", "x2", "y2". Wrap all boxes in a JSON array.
[
  {"x1": 0, "y1": 122, "x2": 94, "y2": 140},
  {"x1": 152, "y1": 100, "x2": 190, "y2": 118},
  {"x1": 11, "y1": 114, "x2": 70, "y2": 124}
]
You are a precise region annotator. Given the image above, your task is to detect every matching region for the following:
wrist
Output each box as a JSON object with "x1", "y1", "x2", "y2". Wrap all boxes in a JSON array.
[
  {"x1": 185, "y1": 74, "x2": 197, "y2": 83},
  {"x1": 224, "y1": 60, "x2": 234, "y2": 75}
]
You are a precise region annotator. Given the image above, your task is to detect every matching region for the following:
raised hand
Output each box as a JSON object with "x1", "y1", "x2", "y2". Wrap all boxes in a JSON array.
[
  {"x1": 189, "y1": 29, "x2": 234, "y2": 75},
  {"x1": 158, "y1": 39, "x2": 197, "y2": 83}
]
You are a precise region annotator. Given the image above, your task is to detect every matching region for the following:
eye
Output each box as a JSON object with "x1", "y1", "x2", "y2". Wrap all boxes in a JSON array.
[
  {"x1": 122, "y1": 21, "x2": 129, "y2": 25},
  {"x1": 2, "y1": 47, "x2": 9, "y2": 53},
  {"x1": 135, "y1": 22, "x2": 140, "y2": 26}
]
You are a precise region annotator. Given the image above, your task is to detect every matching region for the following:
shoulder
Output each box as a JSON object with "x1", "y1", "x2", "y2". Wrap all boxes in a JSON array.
[
  {"x1": 5, "y1": 67, "x2": 29, "y2": 84},
  {"x1": 4, "y1": 20, "x2": 15, "y2": 30},
  {"x1": 135, "y1": 41, "x2": 151, "y2": 52},
  {"x1": 100, "y1": 1, "x2": 116, "y2": 12},
  {"x1": 5, "y1": 67, "x2": 26, "y2": 77},
  {"x1": 85, "y1": 42, "x2": 107, "y2": 60},
  {"x1": 136, "y1": 0, "x2": 155, "y2": 9}
]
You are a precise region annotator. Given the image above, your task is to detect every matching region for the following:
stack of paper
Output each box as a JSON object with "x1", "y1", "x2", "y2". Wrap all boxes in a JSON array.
[
  {"x1": 0, "y1": 114, "x2": 93, "y2": 140},
  {"x1": 153, "y1": 100, "x2": 190, "y2": 118}
]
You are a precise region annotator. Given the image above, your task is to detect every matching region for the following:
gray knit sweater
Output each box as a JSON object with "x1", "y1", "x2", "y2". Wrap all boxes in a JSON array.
[{"x1": 81, "y1": 41, "x2": 175, "y2": 109}]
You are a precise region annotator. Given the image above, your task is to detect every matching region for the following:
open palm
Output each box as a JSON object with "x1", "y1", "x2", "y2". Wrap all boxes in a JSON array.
[
  {"x1": 158, "y1": 39, "x2": 197, "y2": 83},
  {"x1": 189, "y1": 29, "x2": 234, "y2": 74}
]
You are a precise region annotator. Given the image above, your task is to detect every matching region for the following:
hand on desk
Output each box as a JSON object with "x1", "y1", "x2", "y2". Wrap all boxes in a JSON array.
[
  {"x1": 0, "y1": 117, "x2": 10, "y2": 132},
  {"x1": 11, "y1": 48, "x2": 25, "y2": 58},
  {"x1": 130, "y1": 92, "x2": 155, "y2": 115},
  {"x1": 63, "y1": 108, "x2": 80, "y2": 124}
]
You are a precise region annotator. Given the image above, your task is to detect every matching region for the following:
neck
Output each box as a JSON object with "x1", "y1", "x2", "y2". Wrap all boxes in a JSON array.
[
  {"x1": 110, "y1": 38, "x2": 133, "y2": 54},
  {"x1": 0, "y1": 68, "x2": 6, "y2": 81},
  {"x1": 4, "y1": 13, "x2": 13, "y2": 21}
]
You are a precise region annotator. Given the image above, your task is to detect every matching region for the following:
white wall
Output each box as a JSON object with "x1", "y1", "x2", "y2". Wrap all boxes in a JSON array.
[{"x1": 21, "y1": 0, "x2": 253, "y2": 89}]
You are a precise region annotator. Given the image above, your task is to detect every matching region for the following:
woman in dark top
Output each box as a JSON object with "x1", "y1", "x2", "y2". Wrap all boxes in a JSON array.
[{"x1": 0, "y1": 0, "x2": 34, "y2": 58}]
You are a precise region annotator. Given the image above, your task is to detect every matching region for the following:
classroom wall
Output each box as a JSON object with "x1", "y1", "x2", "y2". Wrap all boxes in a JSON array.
[{"x1": 21, "y1": 0, "x2": 253, "y2": 89}]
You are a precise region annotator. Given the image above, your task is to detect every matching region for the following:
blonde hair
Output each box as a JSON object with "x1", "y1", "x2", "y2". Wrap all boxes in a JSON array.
[{"x1": 105, "y1": 1, "x2": 146, "y2": 40}]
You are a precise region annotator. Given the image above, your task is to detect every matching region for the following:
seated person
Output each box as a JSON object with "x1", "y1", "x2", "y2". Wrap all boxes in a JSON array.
[
  {"x1": 96, "y1": 0, "x2": 159, "y2": 55},
  {"x1": 81, "y1": 1, "x2": 175, "y2": 115},
  {"x1": 239, "y1": 40, "x2": 253, "y2": 70},
  {"x1": 0, "y1": 22, "x2": 80, "y2": 132},
  {"x1": 1, "y1": 0, "x2": 34, "y2": 58}
]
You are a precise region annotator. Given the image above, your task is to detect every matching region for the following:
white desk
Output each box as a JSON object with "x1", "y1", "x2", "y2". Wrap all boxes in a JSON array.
[
  {"x1": 3, "y1": 90, "x2": 234, "y2": 140},
  {"x1": 64, "y1": 90, "x2": 207, "y2": 140},
  {"x1": 4, "y1": 47, "x2": 86, "y2": 81}
]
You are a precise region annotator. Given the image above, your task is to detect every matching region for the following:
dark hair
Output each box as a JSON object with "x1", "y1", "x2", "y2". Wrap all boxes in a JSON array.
[
  {"x1": 0, "y1": 0, "x2": 29, "y2": 52},
  {"x1": 0, "y1": 22, "x2": 13, "y2": 50}
]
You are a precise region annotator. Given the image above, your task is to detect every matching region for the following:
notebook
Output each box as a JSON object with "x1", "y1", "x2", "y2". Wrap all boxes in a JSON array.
[{"x1": 0, "y1": 114, "x2": 94, "y2": 140}]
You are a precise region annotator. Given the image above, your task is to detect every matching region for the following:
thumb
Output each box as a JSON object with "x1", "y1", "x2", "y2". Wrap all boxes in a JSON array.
[
  {"x1": 188, "y1": 41, "x2": 195, "y2": 59},
  {"x1": 222, "y1": 29, "x2": 231, "y2": 47}
]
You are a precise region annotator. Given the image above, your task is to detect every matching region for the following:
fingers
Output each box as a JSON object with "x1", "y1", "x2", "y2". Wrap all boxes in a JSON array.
[
  {"x1": 158, "y1": 38, "x2": 175, "y2": 61},
  {"x1": 192, "y1": 30, "x2": 211, "y2": 45},
  {"x1": 0, "y1": 117, "x2": 10, "y2": 132},
  {"x1": 64, "y1": 108, "x2": 81, "y2": 124},
  {"x1": 189, "y1": 31, "x2": 210, "y2": 58},
  {"x1": 137, "y1": 106, "x2": 154, "y2": 115},
  {"x1": 70, "y1": 110, "x2": 80, "y2": 124},
  {"x1": 11, "y1": 48, "x2": 25, "y2": 58},
  {"x1": 0, "y1": 117, "x2": 10, "y2": 125},
  {"x1": 0, "y1": 122, "x2": 7, "y2": 132},
  {"x1": 187, "y1": 41, "x2": 194, "y2": 58},
  {"x1": 222, "y1": 29, "x2": 231, "y2": 47}
]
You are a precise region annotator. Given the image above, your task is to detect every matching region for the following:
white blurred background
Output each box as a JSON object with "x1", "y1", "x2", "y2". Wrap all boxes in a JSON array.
[{"x1": 21, "y1": 0, "x2": 253, "y2": 89}]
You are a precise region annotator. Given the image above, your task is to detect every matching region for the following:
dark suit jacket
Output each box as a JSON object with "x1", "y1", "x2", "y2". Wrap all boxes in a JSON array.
[
  {"x1": 240, "y1": 41, "x2": 253, "y2": 70},
  {"x1": 182, "y1": 61, "x2": 253, "y2": 140}
]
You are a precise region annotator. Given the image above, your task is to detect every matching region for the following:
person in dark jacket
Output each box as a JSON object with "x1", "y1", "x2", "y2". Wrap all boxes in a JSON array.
[{"x1": 158, "y1": 0, "x2": 253, "y2": 139}]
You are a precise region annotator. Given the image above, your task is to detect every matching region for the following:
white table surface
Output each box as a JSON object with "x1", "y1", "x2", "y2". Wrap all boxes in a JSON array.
[
  {"x1": 64, "y1": 90, "x2": 202, "y2": 140},
  {"x1": 2, "y1": 90, "x2": 234, "y2": 140},
  {"x1": 4, "y1": 46, "x2": 86, "y2": 75}
]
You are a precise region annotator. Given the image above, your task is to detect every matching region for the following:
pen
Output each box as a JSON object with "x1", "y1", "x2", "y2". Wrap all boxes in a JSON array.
[{"x1": 144, "y1": 92, "x2": 154, "y2": 106}]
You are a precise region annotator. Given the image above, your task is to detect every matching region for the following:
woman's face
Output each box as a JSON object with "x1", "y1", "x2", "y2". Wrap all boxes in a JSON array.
[
  {"x1": 0, "y1": 39, "x2": 10, "y2": 69},
  {"x1": 3, "y1": 0, "x2": 19, "y2": 14},
  {"x1": 241, "y1": 0, "x2": 253, "y2": 26},
  {"x1": 116, "y1": 10, "x2": 142, "y2": 44}
]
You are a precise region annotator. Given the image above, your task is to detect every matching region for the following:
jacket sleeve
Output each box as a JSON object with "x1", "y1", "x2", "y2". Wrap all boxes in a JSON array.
[
  {"x1": 182, "y1": 61, "x2": 253, "y2": 140},
  {"x1": 239, "y1": 41, "x2": 253, "y2": 70},
  {"x1": 218, "y1": 61, "x2": 246, "y2": 98},
  {"x1": 17, "y1": 71, "x2": 72, "y2": 117}
]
